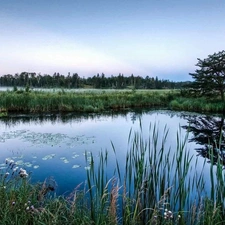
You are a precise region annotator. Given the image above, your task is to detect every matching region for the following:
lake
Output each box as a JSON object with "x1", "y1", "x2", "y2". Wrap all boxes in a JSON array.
[{"x1": 0, "y1": 109, "x2": 223, "y2": 196}]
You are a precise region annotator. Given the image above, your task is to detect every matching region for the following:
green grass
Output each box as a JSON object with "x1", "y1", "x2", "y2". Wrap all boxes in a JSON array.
[
  {"x1": 0, "y1": 89, "x2": 180, "y2": 113},
  {"x1": 170, "y1": 97, "x2": 225, "y2": 113},
  {"x1": 1, "y1": 88, "x2": 225, "y2": 114},
  {"x1": 1, "y1": 124, "x2": 225, "y2": 224}
]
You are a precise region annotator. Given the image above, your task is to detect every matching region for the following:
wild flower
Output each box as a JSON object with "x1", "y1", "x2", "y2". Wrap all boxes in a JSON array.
[
  {"x1": 13, "y1": 167, "x2": 18, "y2": 172},
  {"x1": 4, "y1": 172, "x2": 9, "y2": 178},
  {"x1": 9, "y1": 160, "x2": 14, "y2": 166},
  {"x1": 164, "y1": 208, "x2": 173, "y2": 219},
  {"x1": 19, "y1": 168, "x2": 28, "y2": 178}
]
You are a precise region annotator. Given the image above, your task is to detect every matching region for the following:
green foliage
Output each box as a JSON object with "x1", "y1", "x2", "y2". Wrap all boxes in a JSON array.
[
  {"x1": 170, "y1": 97, "x2": 225, "y2": 113},
  {"x1": 13, "y1": 86, "x2": 18, "y2": 92},
  {"x1": 0, "y1": 90, "x2": 179, "y2": 113},
  {"x1": 189, "y1": 50, "x2": 225, "y2": 101},
  {"x1": 0, "y1": 72, "x2": 186, "y2": 89},
  {"x1": 1, "y1": 126, "x2": 225, "y2": 224}
]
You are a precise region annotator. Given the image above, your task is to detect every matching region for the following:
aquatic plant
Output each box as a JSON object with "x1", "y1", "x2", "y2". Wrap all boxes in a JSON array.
[
  {"x1": 85, "y1": 124, "x2": 225, "y2": 224},
  {"x1": 1, "y1": 125, "x2": 225, "y2": 224}
]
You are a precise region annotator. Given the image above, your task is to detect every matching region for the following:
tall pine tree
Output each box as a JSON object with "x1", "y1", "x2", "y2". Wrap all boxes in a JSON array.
[{"x1": 189, "y1": 50, "x2": 225, "y2": 100}]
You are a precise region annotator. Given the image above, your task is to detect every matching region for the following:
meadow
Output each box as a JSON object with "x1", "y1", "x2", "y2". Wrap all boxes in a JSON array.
[{"x1": 0, "y1": 88, "x2": 224, "y2": 115}]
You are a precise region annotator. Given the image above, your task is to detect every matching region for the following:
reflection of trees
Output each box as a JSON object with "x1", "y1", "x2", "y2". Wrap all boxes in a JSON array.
[
  {"x1": 182, "y1": 115, "x2": 225, "y2": 166},
  {"x1": 0, "y1": 111, "x2": 130, "y2": 128}
]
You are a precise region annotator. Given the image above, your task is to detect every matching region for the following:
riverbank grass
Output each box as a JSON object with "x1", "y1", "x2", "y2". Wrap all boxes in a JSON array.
[
  {"x1": 1, "y1": 88, "x2": 225, "y2": 114},
  {"x1": 0, "y1": 89, "x2": 178, "y2": 113}
]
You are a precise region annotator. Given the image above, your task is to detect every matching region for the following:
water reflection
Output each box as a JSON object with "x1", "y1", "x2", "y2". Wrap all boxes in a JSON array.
[
  {"x1": 182, "y1": 114, "x2": 225, "y2": 166},
  {"x1": 1, "y1": 111, "x2": 130, "y2": 127},
  {"x1": 0, "y1": 109, "x2": 219, "y2": 195}
]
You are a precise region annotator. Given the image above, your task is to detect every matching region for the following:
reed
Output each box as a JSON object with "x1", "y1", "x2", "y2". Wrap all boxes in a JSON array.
[
  {"x1": 170, "y1": 97, "x2": 225, "y2": 113},
  {"x1": 0, "y1": 89, "x2": 179, "y2": 114},
  {"x1": 1, "y1": 88, "x2": 225, "y2": 114},
  {"x1": 85, "y1": 123, "x2": 225, "y2": 225},
  {"x1": 1, "y1": 124, "x2": 225, "y2": 224}
]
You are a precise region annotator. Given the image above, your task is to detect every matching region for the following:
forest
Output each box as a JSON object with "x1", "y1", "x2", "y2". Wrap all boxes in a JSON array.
[{"x1": 0, "y1": 72, "x2": 189, "y2": 89}]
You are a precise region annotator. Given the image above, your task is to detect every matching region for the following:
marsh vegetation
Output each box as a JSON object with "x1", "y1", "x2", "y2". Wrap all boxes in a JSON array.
[
  {"x1": 0, "y1": 88, "x2": 225, "y2": 116},
  {"x1": 1, "y1": 111, "x2": 225, "y2": 224},
  {"x1": 1, "y1": 124, "x2": 225, "y2": 224}
]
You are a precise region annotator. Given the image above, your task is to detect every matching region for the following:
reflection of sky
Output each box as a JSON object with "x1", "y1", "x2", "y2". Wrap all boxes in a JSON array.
[{"x1": 0, "y1": 110, "x2": 214, "y2": 194}]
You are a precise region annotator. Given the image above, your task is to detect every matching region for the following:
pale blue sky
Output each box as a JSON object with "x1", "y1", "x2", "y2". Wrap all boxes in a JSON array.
[{"x1": 0, "y1": 0, "x2": 224, "y2": 81}]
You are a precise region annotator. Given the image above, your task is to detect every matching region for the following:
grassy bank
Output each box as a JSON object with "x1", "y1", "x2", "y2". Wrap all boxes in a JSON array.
[
  {"x1": 0, "y1": 88, "x2": 225, "y2": 115},
  {"x1": 0, "y1": 89, "x2": 178, "y2": 114},
  {"x1": 1, "y1": 125, "x2": 225, "y2": 224},
  {"x1": 170, "y1": 96, "x2": 225, "y2": 113}
]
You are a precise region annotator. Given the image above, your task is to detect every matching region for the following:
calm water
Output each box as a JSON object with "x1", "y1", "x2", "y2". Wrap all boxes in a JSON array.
[{"x1": 0, "y1": 110, "x2": 223, "y2": 195}]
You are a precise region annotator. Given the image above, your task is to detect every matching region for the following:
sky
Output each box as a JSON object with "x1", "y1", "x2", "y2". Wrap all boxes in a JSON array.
[{"x1": 0, "y1": 0, "x2": 225, "y2": 81}]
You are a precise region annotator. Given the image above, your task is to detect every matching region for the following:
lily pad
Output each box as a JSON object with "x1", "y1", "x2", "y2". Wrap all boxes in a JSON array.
[
  {"x1": 63, "y1": 159, "x2": 69, "y2": 163},
  {"x1": 72, "y1": 165, "x2": 80, "y2": 169},
  {"x1": 72, "y1": 154, "x2": 79, "y2": 158},
  {"x1": 60, "y1": 157, "x2": 69, "y2": 163},
  {"x1": 16, "y1": 160, "x2": 24, "y2": 165},
  {"x1": 24, "y1": 162, "x2": 32, "y2": 167},
  {"x1": 42, "y1": 154, "x2": 55, "y2": 160}
]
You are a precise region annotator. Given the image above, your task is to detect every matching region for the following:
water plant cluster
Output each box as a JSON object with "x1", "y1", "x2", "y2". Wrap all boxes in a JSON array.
[{"x1": 1, "y1": 125, "x2": 225, "y2": 224}]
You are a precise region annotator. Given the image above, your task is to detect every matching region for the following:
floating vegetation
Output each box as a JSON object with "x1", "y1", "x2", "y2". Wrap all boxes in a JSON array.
[
  {"x1": 0, "y1": 130, "x2": 96, "y2": 148},
  {"x1": 60, "y1": 157, "x2": 69, "y2": 163},
  {"x1": 15, "y1": 160, "x2": 24, "y2": 165},
  {"x1": 42, "y1": 154, "x2": 55, "y2": 160},
  {"x1": 72, "y1": 154, "x2": 79, "y2": 158},
  {"x1": 24, "y1": 162, "x2": 32, "y2": 167},
  {"x1": 33, "y1": 165, "x2": 39, "y2": 169},
  {"x1": 72, "y1": 165, "x2": 80, "y2": 169}
]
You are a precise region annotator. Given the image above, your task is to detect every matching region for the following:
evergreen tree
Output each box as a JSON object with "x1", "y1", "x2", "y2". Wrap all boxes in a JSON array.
[{"x1": 189, "y1": 50, "x2": 225, "y2": 100}]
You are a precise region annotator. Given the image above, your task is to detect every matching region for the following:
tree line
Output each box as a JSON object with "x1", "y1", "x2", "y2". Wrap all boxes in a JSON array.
[{"x1": 0, "y1": 72, "x2": 188, "y2": 89}]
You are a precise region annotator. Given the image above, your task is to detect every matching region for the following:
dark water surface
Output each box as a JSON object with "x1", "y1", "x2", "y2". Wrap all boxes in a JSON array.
[{"x1": 0, "y1": 110, "x2": 222, "y2": 195}]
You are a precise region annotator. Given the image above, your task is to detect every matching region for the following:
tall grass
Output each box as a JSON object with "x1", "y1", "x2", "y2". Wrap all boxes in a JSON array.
[
  {"x1": 1, "y1": 124, "x2": 225, "y2": 224},
  {"x1": 170, "y1": 97, "x2": 225, "y2": 113},
  {"x1": 85, "y1": 124, "x2": 225, "y2": 225},
  {"x1": 1, "y1": 89, "x2": 224, "y2": 115},
  {"x1": 0, "y1": 89, "x2": 179, "y2": 114}
]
